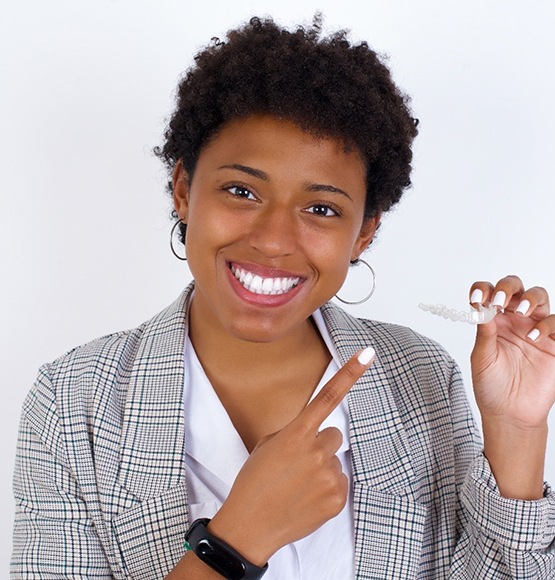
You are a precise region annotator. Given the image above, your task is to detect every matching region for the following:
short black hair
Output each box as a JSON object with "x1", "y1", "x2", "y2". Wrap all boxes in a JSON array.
[{"x1": 155, "y1": 16, "x2": 418, "y2": 242}]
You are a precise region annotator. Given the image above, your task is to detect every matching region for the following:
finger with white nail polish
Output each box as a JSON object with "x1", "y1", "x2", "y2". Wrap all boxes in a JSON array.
[
  {"x1": 357, "y1": 346, "x2": 375, "y2": 365},
  {"x1": 492, "y1": 291, "x2": 506, "y2": 308},
  {"x1": 470, "y1": 289, "x2": 483, "y2": 305},
  {"x1": 527, "y1": 328, "x2": 540, "y2": 341},
  {"x1": 516, "y1": 300, "x2": 531, "y2": 316}
]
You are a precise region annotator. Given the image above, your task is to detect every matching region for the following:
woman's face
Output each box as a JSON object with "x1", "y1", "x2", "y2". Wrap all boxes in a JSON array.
[{"x1": 173, "y1": 115, "x2": 379, "y2": 344}]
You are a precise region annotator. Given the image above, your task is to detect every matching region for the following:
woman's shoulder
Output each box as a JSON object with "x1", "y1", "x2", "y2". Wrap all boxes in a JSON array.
[
  {"x1": 321, "y1": 301, "x2": 462, "y2": 408},
  {"x1": 22, "y1": 324, "x2": 145, "y2": 427},
  {"x1": 41, "y1": 322, "x2": 146, "y2": 386},
  {"x1": 360, "y1": 318, "x2": 454, "y2": 366},
  {"x1": 322, "y1": 303, "x2": 467, "y2": 443},
  {"x1": 24, "y1": 291, "x2": 190, "y2": 419},
  {"x1": 47, "y1": 291, "x2": 188, "y2": 373},
  {"x1": 322, "y1": 301, "x2": 455, "y2": 365}
]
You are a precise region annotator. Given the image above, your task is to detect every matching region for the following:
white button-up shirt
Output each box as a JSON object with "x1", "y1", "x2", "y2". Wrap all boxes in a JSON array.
[{"x1": 184, "y1": 309, "x2": 355, "y2": 579}]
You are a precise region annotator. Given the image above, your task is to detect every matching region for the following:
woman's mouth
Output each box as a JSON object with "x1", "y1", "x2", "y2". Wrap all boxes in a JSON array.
[{"x1": 230, "y1": 263, "x2": 301, "y2": 295}]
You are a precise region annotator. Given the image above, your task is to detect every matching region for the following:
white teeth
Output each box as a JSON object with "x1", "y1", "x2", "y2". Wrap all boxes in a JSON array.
[
  {"x1": 251, "y1": 275, "x2": 263, "y2": 292},
  {"x1": 231, "y1": 265, "x2": 300, "y2": 295}
]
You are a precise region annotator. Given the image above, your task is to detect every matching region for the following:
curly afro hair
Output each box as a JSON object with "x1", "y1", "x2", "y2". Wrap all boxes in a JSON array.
[{"x1": 156, "y1": 16, "x2": 418, "y2": 242}]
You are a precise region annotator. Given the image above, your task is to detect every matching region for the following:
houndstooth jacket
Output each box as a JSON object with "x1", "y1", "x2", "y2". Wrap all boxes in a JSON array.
[{"x1": 12, "y1": 285, "x2": 555, "y2": 579}]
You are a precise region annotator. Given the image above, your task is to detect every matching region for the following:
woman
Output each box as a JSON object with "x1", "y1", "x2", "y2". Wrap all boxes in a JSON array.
[{"x1": 12, "y1": 16, "x2": 555, "y2": 579}]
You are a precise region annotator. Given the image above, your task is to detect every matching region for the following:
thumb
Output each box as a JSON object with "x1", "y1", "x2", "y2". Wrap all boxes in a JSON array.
[{"x1": 471, "y1": 318, "x2": 499, "y2": 371}]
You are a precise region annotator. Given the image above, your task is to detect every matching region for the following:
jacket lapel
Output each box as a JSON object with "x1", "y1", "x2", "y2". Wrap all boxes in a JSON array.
[
  {"x1": 321, "y1": 303, "x2": 426, "y2": 579},
  {"x1": 118, "y1": 288, "x2": 191, "y2": 500},
  {"x1": 321, "y1": 302, "x2": 415, "y2": 493}
]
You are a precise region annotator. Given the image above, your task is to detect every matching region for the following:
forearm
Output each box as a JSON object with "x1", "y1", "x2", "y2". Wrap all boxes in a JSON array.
[{"x1": 482, "y1": 416, "x2": 547, "y2": 500}]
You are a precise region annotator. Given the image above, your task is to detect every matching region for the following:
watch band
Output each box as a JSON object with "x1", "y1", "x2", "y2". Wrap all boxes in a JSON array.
[{"x1": 185, "y1": 518, "x2": 268, "y2": 580}]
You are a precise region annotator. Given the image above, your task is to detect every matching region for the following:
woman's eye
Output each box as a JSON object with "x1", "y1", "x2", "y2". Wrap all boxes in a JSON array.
[
  {"x1": 306, "y1": 204, "x2": 339, "y2": 217},
  {"x1": 227, "y1": 185, "x2": 256, "y2": 200}
]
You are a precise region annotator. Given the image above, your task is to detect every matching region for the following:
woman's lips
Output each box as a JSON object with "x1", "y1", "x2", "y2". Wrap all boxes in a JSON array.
[
  {"x1": 226, "y1": 261, "x2": 305, "y2": 305},
  {"x1": 230, "y1": 263, "x2": 301, "y2": 295}
]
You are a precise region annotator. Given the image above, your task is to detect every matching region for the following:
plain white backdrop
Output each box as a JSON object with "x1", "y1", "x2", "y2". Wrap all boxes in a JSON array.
[{"x1": 2, "y1": 0, "x2": 554, "y2": 572}]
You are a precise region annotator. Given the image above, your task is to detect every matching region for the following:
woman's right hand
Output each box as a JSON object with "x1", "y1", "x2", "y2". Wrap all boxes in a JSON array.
[{"x1": 207, "y1": 347, "x2": 376, "y2": 566}]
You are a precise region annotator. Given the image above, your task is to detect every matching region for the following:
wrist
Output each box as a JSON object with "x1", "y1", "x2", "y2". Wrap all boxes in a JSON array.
[
  {"x1": 207, "y1": 512, "x2": 275, "y2": 568},
  {"x1": 186, "y1": 518, "x2": 268, "y2": 579},
  {"x1": 482, "y1": 417, "x2": 547, "y2": 500},
  {"x1": 481, "y1": 414, "x2": 549, "y2": 449},
  {"x1": 481, "y1": 410, "x2": 549, "y2": 433}
]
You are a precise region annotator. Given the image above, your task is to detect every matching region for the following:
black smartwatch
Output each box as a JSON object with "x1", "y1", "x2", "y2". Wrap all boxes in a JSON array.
[{"x1": 185, "y1": 518, "x2": 268, "y2": 580}]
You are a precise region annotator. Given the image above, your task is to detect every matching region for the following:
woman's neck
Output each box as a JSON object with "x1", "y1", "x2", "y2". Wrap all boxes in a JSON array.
[
  {"x1": 187, "y1": 296, "x2": 332, "y2": 451},
  {"x1": 188, "y1": 296, "x2": 327, "y2": 382}
]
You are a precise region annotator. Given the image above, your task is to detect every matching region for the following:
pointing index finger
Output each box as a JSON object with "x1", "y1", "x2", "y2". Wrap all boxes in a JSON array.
[{"x1": 299, "y1": 347, "x2": 375, "y2": 431}]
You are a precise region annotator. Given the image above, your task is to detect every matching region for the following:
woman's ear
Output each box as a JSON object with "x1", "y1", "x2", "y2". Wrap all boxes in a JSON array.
[
  {"x1": 351, "y1": 213, "x2": 381, "y2": 261},
  {"x1": 172, "y1": 160, "x2": 190, "y2": 222}
]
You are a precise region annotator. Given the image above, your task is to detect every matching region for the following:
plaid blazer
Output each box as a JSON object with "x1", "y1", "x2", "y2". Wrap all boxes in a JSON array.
[{"x1": 12, "y1": 286, "x2": 555, "y2": 579}]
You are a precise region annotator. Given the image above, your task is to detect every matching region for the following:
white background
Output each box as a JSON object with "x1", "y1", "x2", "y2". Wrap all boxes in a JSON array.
[{"x1": 2, "y1": 0, "x2": 554, "y2": 572}]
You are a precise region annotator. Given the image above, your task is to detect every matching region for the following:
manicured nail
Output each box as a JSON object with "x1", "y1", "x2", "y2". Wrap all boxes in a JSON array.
[
  {"x1": 527, "y1": 328, "x2": 540, "y2": 341},
  {"x1": 358, "y1": 346, "x2": 375, "y2": 365},
  {"x1": 470, "y1": 289, "x2": 483, "y2": 304},
  {"x1": 492, "y1": 291, "x2": 506, "y2": 308},
  {"x1": 516, "y1": 300, "x2": 531, "y2": 315}
]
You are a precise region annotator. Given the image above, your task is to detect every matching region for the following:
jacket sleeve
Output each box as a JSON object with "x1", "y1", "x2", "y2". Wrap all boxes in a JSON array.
[
  {"x1": 11, "y1": 365, "x2": 114, "y2": 579},
  {"x1": 448, "y1": 362, "x2": 555, "y2": 578}
]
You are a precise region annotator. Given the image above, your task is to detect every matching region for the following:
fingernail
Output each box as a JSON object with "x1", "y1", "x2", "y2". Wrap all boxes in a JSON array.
[
  {"x1": 358, "y1": 346, "x2": 375, "y2": 365},
  {"x1": 527, "y1": 328, "x2": 540, "y2": 341},
  {"x1": 492, "y1": 291, "x2": 506, "y2": 308},
  {"x1": 516, "y1": 299, "x2": 531, "y2": 315},
  {"x1": 470, "y1": 289, "x2": 483, "y2": 304}
]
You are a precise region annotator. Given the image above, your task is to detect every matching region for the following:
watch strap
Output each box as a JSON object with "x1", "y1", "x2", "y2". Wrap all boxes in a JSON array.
[{"x1": 185, "y1": 518, "x2": 268, "y2": 580}]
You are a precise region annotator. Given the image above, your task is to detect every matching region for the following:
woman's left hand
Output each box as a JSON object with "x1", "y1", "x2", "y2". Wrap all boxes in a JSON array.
[
  {"x1": 470, "y1": 275, "x2": 555, "y2": 428},
  {"x1": 469, "y1": 275, "x2": 555, "y2": 498}
]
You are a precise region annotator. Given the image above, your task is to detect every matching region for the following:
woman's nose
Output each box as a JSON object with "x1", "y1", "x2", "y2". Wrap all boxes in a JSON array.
[{"x1": 246, "y1": 205, "x2": 297, "y2": 258}]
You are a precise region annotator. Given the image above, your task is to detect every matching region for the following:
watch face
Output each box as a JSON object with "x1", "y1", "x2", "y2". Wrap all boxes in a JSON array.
[{"x1": 197, "y1": 538, "x2": 247, "y2": 580}]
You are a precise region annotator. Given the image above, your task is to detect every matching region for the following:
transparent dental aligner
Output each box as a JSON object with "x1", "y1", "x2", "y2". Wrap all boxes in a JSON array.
[{"x1": 418, "y1": 302, "x2": 498, "y2": 325}]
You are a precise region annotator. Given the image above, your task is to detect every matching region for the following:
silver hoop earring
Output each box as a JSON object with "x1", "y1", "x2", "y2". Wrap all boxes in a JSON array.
[
  {"x1": 170, "y1": 219, "x2": 187, "y2": 261},
  {"x1": 334, "y1": 259, "x2": 376, "y2": 305}
]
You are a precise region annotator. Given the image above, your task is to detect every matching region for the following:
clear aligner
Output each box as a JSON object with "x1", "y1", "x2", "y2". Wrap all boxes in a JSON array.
[{"x1": 418, "y1": 302, "x2": 498, "y2": 325}]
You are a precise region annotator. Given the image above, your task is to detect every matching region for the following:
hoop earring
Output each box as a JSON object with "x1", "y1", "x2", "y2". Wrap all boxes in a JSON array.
[
  {"x1": 170, "y1": 219, "x2": 187, "y2": 261},
  {"x1": 334, "y1": 259, "x2": 376, "y2": 305}
]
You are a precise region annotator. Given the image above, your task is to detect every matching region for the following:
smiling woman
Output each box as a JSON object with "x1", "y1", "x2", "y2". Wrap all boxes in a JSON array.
[
  {"x1": 11, "y1": 15, "x2": 555, "y2": 580},
  {"x1": 174, "y1": 115, "x2": 377, "y2": 346}
]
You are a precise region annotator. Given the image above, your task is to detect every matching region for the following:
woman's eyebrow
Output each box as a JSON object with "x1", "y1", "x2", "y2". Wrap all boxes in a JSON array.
[
  {"x1": 218, "y1": 163, "x2": 353, "y2": 201},
  {"x1": 218, "y1": 164, "x2": 269, "y2": 181},
  {"x1": 304, "y1": 183, "x2": 353, "y2": 201}
]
